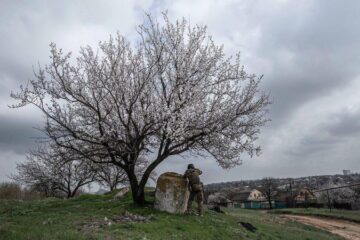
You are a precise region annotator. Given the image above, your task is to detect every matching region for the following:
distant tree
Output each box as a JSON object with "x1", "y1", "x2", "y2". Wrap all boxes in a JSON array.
[
  {"x1": 10, "y1": 13, "x2": 270, "y2": 205},
  {"x1": 0, "y1": 182, "x2": 22, "y2": 200},
  {"x1": 12, "y1": 144, "x2": 96, "y2": 198},
  {"x1": 259, "y1": 177, "x2": 277, "y2": 209},
  {"x1": 316, "y1": 182, "x2": 360, "y2": 209},
  {"x1": 95, "y1": 163, "x2": 128, "y2": 191},
  {"x1": 353, "y1": 185, "x2": 360, "y2": 200},
  {"x1": 286, "y1": 178, "x2": 295, "y2": 208}
]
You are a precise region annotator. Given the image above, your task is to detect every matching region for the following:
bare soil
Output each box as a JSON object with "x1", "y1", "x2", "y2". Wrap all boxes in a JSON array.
[{"x1": 282, "y1": 214, "x2": 360, "y2": 240}]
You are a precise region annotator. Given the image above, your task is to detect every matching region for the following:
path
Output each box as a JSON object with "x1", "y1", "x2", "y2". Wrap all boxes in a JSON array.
[{"x1": 282, "y1": 214, "x2": 360, "y2": 240}]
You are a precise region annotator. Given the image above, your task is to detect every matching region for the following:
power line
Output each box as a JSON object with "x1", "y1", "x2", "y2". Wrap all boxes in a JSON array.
[{"x1": 311, "y1": 183, "x2": 360, "y2": 193}]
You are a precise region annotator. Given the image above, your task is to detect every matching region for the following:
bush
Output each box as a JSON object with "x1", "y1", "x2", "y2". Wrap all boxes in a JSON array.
[
  {"x1": 0, "y1": 182, "x2": 45, "y2": 200},
  {"x1": 0, "y1": 182, "x2": 22, "y2": 199},
  {"x1": 22, "y1": 188, "x2": 43, "y2": 201}
]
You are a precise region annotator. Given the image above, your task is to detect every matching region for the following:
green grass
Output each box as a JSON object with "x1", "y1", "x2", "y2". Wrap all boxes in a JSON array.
[
  {"x1": 0, "y1": 192, "x2": 344, "y2": 240},
  {"x1": 270, "y1": 208, "x2": 360, "y2": 223}
]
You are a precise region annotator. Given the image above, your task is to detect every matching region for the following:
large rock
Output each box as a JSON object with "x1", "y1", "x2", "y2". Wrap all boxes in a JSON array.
[
  {"x1": 114, "y1": 187, "x2": 129, "y2": 199},
  {"x1": 154, "y1": 172, "x2": 190, "y2": 214}
]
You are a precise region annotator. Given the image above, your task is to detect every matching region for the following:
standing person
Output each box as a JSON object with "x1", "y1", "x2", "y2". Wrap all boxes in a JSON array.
[{"x1": 184, "y1": 164, "x2": 203, "y2": 216}]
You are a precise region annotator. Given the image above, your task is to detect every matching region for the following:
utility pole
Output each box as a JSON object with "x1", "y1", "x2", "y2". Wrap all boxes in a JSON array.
[{"x1": 326, "y1": 189, "x2": 331, "y2": 212}]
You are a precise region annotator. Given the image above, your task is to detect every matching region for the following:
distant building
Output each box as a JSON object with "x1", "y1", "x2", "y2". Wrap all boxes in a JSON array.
[
  {"x1": 231, "y1": 189, "x2": 267, "y2": 209},
  {"x1": 294, "y1": 187, "x2": 316, "y2": 205},
  {"x1": 273, "y1": 190, "x2": 293, "y2": 208},
  {"x1": 248, "y1": 189, "x2": 266, "y2": 201},
  {"x1": 343, "y1": 170, "x2": 351, "y2": 175}
]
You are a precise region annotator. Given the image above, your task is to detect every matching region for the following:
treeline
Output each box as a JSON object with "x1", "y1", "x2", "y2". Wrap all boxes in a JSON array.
[
  {"x1": 2, "y1": 143, "x2": 155, "y2": 200},
  {"x1": 0, "y1": 182, "x2": 43, "y2": 200}
]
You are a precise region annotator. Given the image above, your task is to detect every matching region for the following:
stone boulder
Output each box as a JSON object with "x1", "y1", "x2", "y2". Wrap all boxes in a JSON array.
[
  {"x1": 154, "y1": 172, "x2": 189, "y2": 214},
  {"x1": 114, "y1": 187, "x2": 129, "y2": 199}
]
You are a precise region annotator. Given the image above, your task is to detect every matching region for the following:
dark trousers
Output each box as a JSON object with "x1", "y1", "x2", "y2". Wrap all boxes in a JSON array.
[{"x1": 187, "y1": 190, "x2": 203, "y2": 215}]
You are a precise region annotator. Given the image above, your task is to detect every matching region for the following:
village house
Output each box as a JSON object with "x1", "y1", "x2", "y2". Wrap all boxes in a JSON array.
[
  {"x1": 207, "y1": 186, "x2": 319, "y2": 209},
  {"x1": 230, "y1": 187, "x2": 318, "y2": 209},
  {"x1": 273, "y1": 187, "x2": 317, "y2": 208},
  {"x1": 231, "y1": 189, "x2": 268, "y2": 209},
  {"x1": 294, "y1": 188, "x2": 316, "y2": 203}
]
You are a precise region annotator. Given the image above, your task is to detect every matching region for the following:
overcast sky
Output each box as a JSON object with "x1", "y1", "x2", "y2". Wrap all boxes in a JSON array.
[{"x1": 1, "y1": 0, "x2": 360, "y2": 185}]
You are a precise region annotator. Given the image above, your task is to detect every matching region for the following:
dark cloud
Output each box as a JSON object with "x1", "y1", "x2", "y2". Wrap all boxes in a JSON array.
[
  {"x1": 324, "y1": 109, "x2": 360, "y2": 138},
  {"x1": 253, "y1": 0, "x2": 360, "y2": 125},
  {"x1": 0, "y1": 114, "x2": 43, "y2": 154}
]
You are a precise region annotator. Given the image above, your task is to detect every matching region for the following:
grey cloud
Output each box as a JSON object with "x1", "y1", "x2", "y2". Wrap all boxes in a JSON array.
[
  {"x1": 163, "y1": 0, "x2": 360, "y2": 128},
  {"x1": 285, "y1": 137, "x2": 339, "y2": 159},
  {"x1": 279, "y1": 107, "x2": 360, "y2": 169},
  {"x1": 324, "y1": 109, "x2": 360, "y2": 138},
  {"x1": 0, "y1": 114, "x2": 43, "y2": 154},
  {"x1": 255, "y1": 1, "x2": 360, "y2": 126}
]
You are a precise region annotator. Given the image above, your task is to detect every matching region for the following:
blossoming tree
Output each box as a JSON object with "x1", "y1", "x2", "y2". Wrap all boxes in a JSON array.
[
  {"x1": 11, "y1": 14, "x2": 270, "y2": 205},
  {"x1": 12, "y1": 144, "x2": 96, "y2": 198}
]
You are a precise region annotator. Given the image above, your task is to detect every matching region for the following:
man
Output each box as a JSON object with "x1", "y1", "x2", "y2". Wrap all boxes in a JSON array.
[{"x1": 183, "y1": 164, "x2": 203, "y2": 216}]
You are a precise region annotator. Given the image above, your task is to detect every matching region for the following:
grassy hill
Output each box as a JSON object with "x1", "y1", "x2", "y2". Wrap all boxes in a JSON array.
[{"x1": 0, "y1": 190, "x2": 343, "y2": 240}]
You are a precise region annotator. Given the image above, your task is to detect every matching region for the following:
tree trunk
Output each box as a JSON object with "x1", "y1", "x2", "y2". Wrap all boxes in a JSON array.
[
  {"x1": 127, "y1": 171, "x2": 146, "y2": 205},
  {"x1": 130, "y1": 183, "x2": 145, "y2": 205},
  {"x1": 135, "y1": 188, "x2": 145, "y2": 205},
  {"x1": 124, "y1": 155, "x2": 165, "y2": 205},
  {"x1": 268, "y1": 197, "x2": 273, "y2": 209},
  {"x1": 70, "y1": 188, "x2": 78, "y2": 198}
]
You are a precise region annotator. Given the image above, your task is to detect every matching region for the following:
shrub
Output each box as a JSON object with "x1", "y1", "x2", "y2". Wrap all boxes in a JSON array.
[{"x1": 0, "y1": 182, "x2": 22, "y2": 199}]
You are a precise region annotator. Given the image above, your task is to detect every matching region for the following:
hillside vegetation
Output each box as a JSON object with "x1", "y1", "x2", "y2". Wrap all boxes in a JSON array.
[{"x1": 0, "y1": 190, "x2": 343, "y2": 240}]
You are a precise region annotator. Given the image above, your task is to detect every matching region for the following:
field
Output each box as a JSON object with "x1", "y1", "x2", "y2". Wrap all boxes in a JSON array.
[{"x1": 0, "y1": 191, "x2": 344, "y2": 240}]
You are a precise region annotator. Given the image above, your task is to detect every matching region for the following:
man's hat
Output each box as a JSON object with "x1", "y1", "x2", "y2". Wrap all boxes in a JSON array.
[{"x1": 187, "y1": 164, "x2": 195, "y2": 169}]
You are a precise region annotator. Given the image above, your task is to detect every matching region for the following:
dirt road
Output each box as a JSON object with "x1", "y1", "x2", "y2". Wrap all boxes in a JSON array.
[{"x1": 282, "y1": 214, "x2": 360, "y2": 240}]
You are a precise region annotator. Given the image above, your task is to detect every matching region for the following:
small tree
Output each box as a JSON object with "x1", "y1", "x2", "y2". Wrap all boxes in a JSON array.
[
  {"x1": 12, "y1": 145, "x2": 96, "y2": 198},
  {"x1": 259, "y1": 177, "x2": 277, "y2": 209},
  {"x1": 95, "y1": 163, "x2": 128, "y2": 191},
  {"x1": 353, "y1": 185, "x2": 360, "y2": 199},
  {"x1": 11, "y1": 13, "x2": 270, "y2": 205}
]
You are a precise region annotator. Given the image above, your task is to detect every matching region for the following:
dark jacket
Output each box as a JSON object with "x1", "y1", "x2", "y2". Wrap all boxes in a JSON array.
[{"x1": 184, "y1": 168, "x2": 203, "y2": 191}]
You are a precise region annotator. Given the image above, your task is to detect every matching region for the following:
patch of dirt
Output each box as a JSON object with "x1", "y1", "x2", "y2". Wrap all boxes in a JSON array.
[
  {"x1": 112, "y1": 211, "x2": 153, "y2": 223},
  {"x1": 282, "y1": 214, "x2": 360, "y2": 240},
  {"x1": 76, "y1": 211, "x2": 153, "y2": 234}
]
